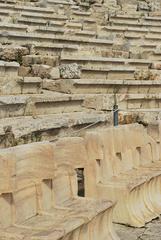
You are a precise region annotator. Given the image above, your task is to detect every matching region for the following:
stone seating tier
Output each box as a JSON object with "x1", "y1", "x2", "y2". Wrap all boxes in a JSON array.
[
  {"x1": 0, "y1": 112, "x2": 110, "y2": 148},
  {"x1": 0, "y1": 141, "x2": 118, "y2": 240},
  {"x1": 84, "y1": 123, "x2": 161, "y2": 227}
]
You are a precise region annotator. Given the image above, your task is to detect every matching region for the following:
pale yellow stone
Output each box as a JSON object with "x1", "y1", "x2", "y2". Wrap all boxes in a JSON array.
[{"x1": 85, "y1": 123, "x2": 161, "y2": 227}]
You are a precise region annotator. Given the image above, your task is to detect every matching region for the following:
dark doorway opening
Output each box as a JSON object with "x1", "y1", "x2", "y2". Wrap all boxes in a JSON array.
[{"x1": 75, "y1": 168, "x2": 85, "y2": 197}]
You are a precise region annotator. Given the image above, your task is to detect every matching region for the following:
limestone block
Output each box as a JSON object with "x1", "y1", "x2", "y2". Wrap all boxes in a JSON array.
[
  {"x1": 18, "y1": 66, "x2": 31, "y2": 77},
  {"x1": 54, "y1": 137, "x2": 87, "y2": 168},
  {"x1": 137, "y1": 1, "x2": 149, "y2": 11},
  {"x1": 49, "y1": 67, "x2": 60, "y2": 80},
  {"x1": 42, "y1": 79, "x2": 57, "y2": 91},
  {"x1": 151, "y1": 62, "x2": 161, "y2": 70},
  {"x1": 32, "y1": 64, "x2": 52, "y2": 78},
  {"x1": 22, "y1": 55, "x2": 59, "y2": 67},
  {"x1": 83, "y1": 95, "x2": 114, "y2": 111},
  {"x1": 134, "y1": 69, "x2": 161, "y2": 80},
  {"x1": 59, "y1": 63, "x2": 81, "y2": 79},
  {"x1": 0, "y1": 45, "x2": 29, "y2": 62}
]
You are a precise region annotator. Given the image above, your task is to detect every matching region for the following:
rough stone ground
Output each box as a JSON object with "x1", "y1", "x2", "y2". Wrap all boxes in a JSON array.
[{"x1": 115, "y1": 217, "x2": 161, "y2": 240}]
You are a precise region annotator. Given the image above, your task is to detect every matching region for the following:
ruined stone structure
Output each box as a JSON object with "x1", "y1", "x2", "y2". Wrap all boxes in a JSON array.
[{"x1": 1, "y1": 0, "x2": 161, "y2": 239}]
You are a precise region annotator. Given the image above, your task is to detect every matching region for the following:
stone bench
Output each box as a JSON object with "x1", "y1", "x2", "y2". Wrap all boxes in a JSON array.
[
  {"x1": 0, "y1": 9, "x2": 9, "y2": 16},
  {"x1": 109, "y1": 15, "x2": 140, "y2": 24},
  {"x1": 100, "y1": 26, "x2": 149, "y2": 38},
  {"x1": 0, "y1": 3, "x2": 55, "y2": 14},
  {"x1": 0, "y1": 23, "x2": 27, "y2": 32},
  {"x1": 85, "y1": 123, "x2": 161, "y2": 227},
  {"x1": 61, "y1": 56, "x2": 152, "y2": 69},
  {"x1": 17, "y1": 17, "x2": 67, "y2": 27},
  {"x1": 81, "y1": 66, "x2": 136, "y2": 80},
  {"x1": 36, "y1": 27, "x2": 96, "y2": 38},
  {"x1": 0, "y1": 141, "x2": 118, "y2": 240},
  {"x1": 0, "y1": 31, "x2": 114, "y2": 50},
  {"x1": 21, "y1": 12, "x2": 68, "y2": 21},
  {"x1": 117, "y1": 93, "x2": 161, "y2": 110},
  {"x1": 110, "y1": 21, "x2": 161, "y2": 31},
  {"x1": 0, "y1": 93, "x2": 89, "y2": 118},
  {"x1": 81, "y1": 93, "x2": 161, "y2": 112},
  {"x1": 56, "y1": 79, "x2": 161, "y2": 94},
  {"x1": 47, "y1": 0, "x2": 76, "y2": 6},
  {"x1": 35, "y1": 26, "x2": 65, "y2": 35},
  {"x1": 32, "y1": 43, "x2": 78, "y2": 56},
  {"x1": 0, "y1": 0, "x2": 16, "y2": 4},
  {"x1": 0, "y1": 112, "x2": 109, "y2": 147},
  {"x1": 99, "y1": 26, "x2": 161, "y2": 41},
  {"x1": 124, "y1": 33, "x2": 161, "y2": 45},
  {"x1": 142, "y1": 16, "x2": 161, "y2": 25},
  {"x1": 17, "y1": 18, "x2": 52, "y2": 27}
]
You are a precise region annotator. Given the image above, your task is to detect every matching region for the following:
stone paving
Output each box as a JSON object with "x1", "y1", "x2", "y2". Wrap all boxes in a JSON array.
[{"x1": 115, "y1": 217, "x2": 161, "y2": 240}]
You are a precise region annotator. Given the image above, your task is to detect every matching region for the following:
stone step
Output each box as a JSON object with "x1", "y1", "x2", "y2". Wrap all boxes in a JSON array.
[
  {"x1": 0, "y1": 9, "x2": 9, "y2": 16},
  {"x1": 110, "y1": 15, "x2": 161, "y2": 25},
  {"x1": 65, "y1": 21, "x2": 82, "y2": 29},
  {"x1": 101, "y1": 25, "x2": 149, "y2": 35},
  {"x1": 0, "y1": 93, "x2": 105, "y2": 118},
  {"x1": 0, "y1": 23, "x2": 27, "y2": 32},
  {"x1": 0, "y1": 31, "x2": 114, "y2": 50},
  {"x1": 61, "y1": 56, "x2": 152, "y2": 69},
  {"x1": 17, "y1": 77, "x2": 42, "y2": 94},
  {"x1": 117, "y1": 94, "x2": 161, "y2": 110},
  {"x1": 125, "y1": 34, "x2": 161, "y2": 46},
  {"x1": 21, "y1": 12, "x2": 68, "y2": 21},
  {"x1": 0, "y1": 3, "x2": 55, "y2": 14},
  {"x1": 72, "y1": 10, "x2": 92, "y2": 17},
  {"x1": 0, "y1": 0, "x2": 16, "y2": 4},
  {"x1": 19, "y1": 10, "x2": 93, "y2": 23},
  {"x1": 110, "y1": 21, "x2": 161, "y2": 31},
  {"x1": 81, "y1": 66, "x2": 136, "y2": 79},
  {"x1": 47, "y1": 0, "x2": 76, "y2": 6},
  {"x1": 110, "y1": 15, "x2": 139, "y2": 24},
  {"x1": 35, "y1": 26, "x2": 65, "y2": 35},
  {"x1": 101, "y1": 25, "x2": 161, "y2": 38},
  {"x1": 81, "y1": 94, "x2": 161, "y2": 111},
  {"x1": 17, "y1": 18, "x2": 66, "y2": 27},
  {"x1": 0, "y1": 112, "x2": 110, "y2": 146},
  {"x1": 36, "y1": 26, "x2": 96, "y2": 38},
  {"x1": 0, "y1": 76, "x2": 42, "y2": 95},
  {"x1": 55, "y1": 79, "x2": 161, "y2": 94},
  {"x1": 32, "y1": 43, "x2": 78, "y2": 56}
]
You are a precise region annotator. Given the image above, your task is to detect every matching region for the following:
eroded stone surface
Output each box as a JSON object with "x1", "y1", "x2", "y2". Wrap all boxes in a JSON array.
[
  {"x1": 59, "y1": 63, "x2": 81, "y2": 79},
  {"x1": 116, "y1": 217, "x2": 161, "y2": 240}
]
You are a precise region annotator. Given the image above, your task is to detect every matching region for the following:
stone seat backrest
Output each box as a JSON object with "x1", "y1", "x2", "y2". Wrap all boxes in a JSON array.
[
  {"x1": 52, "y1": 165, "x2": 77, "y2": 206},
  {"x1": 85, "y1": 124, "x2": 159, "y2": 184},
  {"x1": 13, "y1": 142, "x2": 55, "y2": 188},
  {"x1": 52, "y1": 137, "x2": 89, "y2": 205},
  {"x1": 0, "y1": 142, "x2": 55, "y2": 226}
]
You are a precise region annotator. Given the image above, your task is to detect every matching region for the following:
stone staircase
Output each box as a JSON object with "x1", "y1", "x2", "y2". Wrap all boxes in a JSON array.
[{"x1": 1, "y1": 0, "x2": 161, "y2": 147}]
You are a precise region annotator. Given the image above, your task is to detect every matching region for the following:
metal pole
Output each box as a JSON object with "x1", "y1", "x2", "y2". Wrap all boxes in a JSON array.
[{"x1": 113, "y1": 105, "x2": 119, "y2": 126}]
